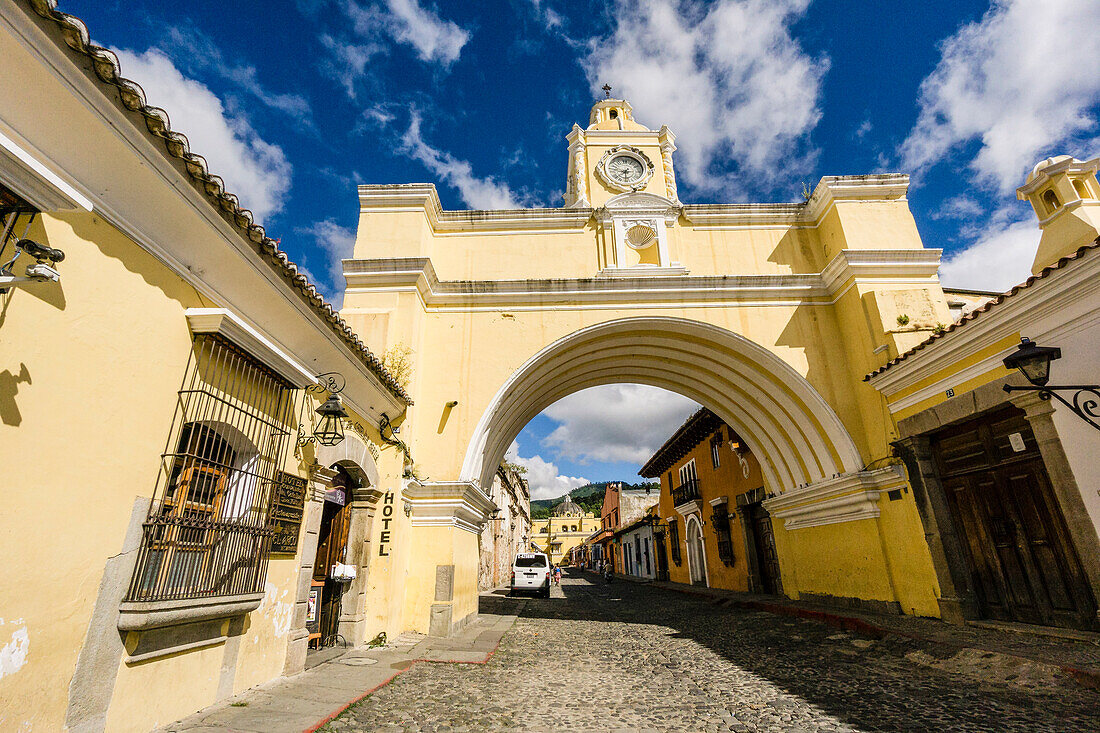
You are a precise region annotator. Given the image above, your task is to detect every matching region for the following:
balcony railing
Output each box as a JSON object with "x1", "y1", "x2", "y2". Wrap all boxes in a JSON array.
[{"x1": 672, "y1": 478, "x2": 702, "y2": 507}]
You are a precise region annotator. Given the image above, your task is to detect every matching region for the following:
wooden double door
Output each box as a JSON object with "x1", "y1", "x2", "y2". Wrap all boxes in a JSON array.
[
  {"x1": 932, "y1": 408, "x2": 1096, "y2": 630},
  {"x1": 745, "y1": 503, "x2": 782, "y2": 595}
]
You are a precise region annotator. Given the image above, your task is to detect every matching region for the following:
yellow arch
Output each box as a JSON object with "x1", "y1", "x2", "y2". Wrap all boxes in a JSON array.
[{"x1": 460, "y1": 317, "x2": 863, "y2": 493}]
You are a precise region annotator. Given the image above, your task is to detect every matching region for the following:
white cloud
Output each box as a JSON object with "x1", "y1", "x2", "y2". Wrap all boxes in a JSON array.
[
  {"x1": 400, "y1": 112, "x2": 522, "y2": 209},
  {"x1": 297, "y1": 219, "x2": 357, "y2": 292},
  {"x1": 939, "y1": 213, "x2": 1038, "y2": 292},
  {"x1": 319, "y1": 34, "x2": 386, "y2": 99},
  {"x1": 525, "y1": 0, "x2": 565, "y2": 32},
  {"x1": 506, "y1": 443, "x2": 588, "y2": 501},
  {"x1": 586, "y1": 0, "x2": 827, "y2": 195},
  {"x1": 931, "y1": 194, "x2": 986, "y2": 220},
  {"x1": 344, "y1": 0, "x2": 469, "y2": 67},
  {"x1": 541, "y1": 385, "x2": 700, "y2": 466},
  {"x1": 901, "y1": 0, "x2": 1100, "y2": 192},
  {"x1": 113, "y1": 48, "x2": 291, "y2": 220}
]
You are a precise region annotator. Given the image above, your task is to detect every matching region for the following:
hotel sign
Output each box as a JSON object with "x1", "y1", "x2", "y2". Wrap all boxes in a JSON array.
[{"x1": 270, "y1": 471, "x2": 308, "y2": 554}]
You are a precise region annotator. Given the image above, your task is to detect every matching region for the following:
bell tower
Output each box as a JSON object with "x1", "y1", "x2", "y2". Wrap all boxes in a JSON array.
[
  {"x1": 563, "y1": 94, "x2": 680, "y2": 209},
  {"x1": 564, "y1": 92, "x2": 686, "y2": 276},
  {"x1": 1017, "y1": 155, "x2": 1100, "y2": 272}
]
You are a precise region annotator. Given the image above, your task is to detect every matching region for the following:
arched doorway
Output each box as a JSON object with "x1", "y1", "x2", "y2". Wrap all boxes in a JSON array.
[{"x1": 685, "y1": 515, "x2": 708, "y2": 587}]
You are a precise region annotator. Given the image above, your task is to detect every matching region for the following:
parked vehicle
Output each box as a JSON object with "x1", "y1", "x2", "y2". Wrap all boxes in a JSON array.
[{"x1": 511, "y1": 553, "x2": 551, "y2": 598}]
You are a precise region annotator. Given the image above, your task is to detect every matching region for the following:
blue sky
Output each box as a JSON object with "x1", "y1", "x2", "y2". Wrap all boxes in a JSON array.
[{"x1": 64, "y1": 0, "x2": 1100, "y2": 498}]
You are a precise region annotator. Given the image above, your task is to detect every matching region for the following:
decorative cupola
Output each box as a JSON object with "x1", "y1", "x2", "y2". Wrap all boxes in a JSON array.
[
  {"x1": 588, "y1": 98, "x2": 648, "y2": 132},
  {"x1": 1017, "y1": 155, "x2": 1100, "y2": 272}
]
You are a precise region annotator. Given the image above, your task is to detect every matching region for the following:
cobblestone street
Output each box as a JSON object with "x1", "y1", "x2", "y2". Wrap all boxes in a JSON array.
[{"x1": 326, "y1": 571, "x2": 1098, "y2": 733}]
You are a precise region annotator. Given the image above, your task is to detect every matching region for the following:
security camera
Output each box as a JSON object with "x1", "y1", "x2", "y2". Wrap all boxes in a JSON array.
[
  {"x1": 25, "y1": 262, "x2": 60, "y2": 282},
  {"x1": 18, "y1": 239, "x2": 65, "y2": 264}
]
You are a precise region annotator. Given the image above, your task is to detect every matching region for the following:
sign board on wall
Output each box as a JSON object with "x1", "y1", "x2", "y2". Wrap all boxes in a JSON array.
[{"x1": 269, "y1": 471, "x2": 308, "y2": 554}]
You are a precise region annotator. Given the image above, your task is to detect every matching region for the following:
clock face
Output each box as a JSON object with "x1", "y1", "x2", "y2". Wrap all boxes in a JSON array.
[{"x1": 607, "y1": 155, "x2": 644, "y2": 185}]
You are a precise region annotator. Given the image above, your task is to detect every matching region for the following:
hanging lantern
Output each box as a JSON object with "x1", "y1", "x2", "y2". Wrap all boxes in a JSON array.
[
  {"x1": 313, "y1": 394, "x2": 348, "y2": 446},
  {"x1": 1002, "y1": 337, "x2": 1061, "y2": 387}
]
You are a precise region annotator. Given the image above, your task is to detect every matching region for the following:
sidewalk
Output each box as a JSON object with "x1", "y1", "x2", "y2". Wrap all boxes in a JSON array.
[
  {"x1": 649, "y1": 577, "x2": 1100, "y2": 689},
  {"x1": 160, "y1": 595, "x2": 525, "y2": 733}
]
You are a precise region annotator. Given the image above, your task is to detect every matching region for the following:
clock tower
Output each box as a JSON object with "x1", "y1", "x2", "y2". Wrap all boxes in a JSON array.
[
  {"x1": 564, "y1": 97, "x2": 680, "y2": 208},
  {"x1": 565, "y1": 95, "x2": 685, "y2": 275}
]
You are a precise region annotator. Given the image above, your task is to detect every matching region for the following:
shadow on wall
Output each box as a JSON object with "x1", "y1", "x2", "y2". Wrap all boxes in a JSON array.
[
  {"x1": 482, "y1": 571, "x2": 1097, "y2": 731},
  {"x1": 0, "y1": 362, "x2": 31, "y2": 426}
]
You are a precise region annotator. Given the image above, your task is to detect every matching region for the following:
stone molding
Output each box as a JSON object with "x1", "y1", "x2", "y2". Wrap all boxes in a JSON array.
[
  {"x1": 314, "y1": 429, "x2": 381, "y2": 489},
  {"x1": 117, "y1": 592, "x2": 264, "y2": 632},
  {"x1": 344, "y1": 249, "x2": 943, "y2": 311},
  {"x1": 404, "y1": 480, "x2": 497, "y2": 534},
  {"x1": 763, "y1": 468, "x2": 906, "y2": 531}
]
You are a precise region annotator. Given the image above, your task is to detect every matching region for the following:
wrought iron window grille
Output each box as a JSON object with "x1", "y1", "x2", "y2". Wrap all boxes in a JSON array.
[
  {"x1": 126, "y1": 334, "x2": 296, "y2": 604},
  {"x1": 711, "y1": 503, "x2": 735, "y2": 566},
  {"x1": 668, "y1": 519, "x2": 682, "y2": 565}
]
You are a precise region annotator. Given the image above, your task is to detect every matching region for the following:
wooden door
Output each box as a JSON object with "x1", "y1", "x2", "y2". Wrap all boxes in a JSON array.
[
  {"x1": 749, "y1": 504, "x2": 782, "y2": 595},
  {"x1": 654, "y1": 532, "x2": 669, "y2": 581},
  {"x1": 933, "y1": 409, "x2": 1096, "y2": 630}
]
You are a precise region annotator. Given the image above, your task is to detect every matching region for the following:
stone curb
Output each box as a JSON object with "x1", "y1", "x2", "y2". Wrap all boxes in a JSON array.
[{"x1": 650, "y1": 578, "x2": 1100, "y2": 692}]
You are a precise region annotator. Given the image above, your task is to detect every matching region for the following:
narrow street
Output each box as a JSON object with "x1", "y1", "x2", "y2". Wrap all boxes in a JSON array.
[{"x1": 324, "y1": 572, "x2": 1098, "y2": 732}]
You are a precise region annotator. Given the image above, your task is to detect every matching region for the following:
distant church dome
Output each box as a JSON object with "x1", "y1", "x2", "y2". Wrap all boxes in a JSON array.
[{"x1": 552, "y1": 496, "x2": 584, "y2": 517}]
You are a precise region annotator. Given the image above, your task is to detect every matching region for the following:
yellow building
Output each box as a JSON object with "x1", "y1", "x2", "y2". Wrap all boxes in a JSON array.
[
  {"x1": 530, "y1": 497, "x2": 601, "y2": 566},
  {"x1": 867, "y1": 156, "x2": 1100, "y2": 630},
  {"x1": 343, "y1": 94, "x2": 955, "y2": 621},
  {"x1": 0, "y1": 3, "x2": 487, "y2": 730}
]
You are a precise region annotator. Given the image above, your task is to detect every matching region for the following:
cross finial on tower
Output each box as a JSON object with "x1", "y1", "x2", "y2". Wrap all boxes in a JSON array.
[{"x1": 602, "y1": 83, "x2": 612, "y2": 99}]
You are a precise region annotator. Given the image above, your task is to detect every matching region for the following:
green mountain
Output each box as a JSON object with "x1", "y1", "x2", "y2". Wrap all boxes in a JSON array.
[{"x1": 529, "y1": 481, "x2": 659, "y2": 519}]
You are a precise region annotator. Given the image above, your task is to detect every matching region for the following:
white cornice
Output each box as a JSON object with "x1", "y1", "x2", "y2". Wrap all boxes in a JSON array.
[
  {"x1": 763, "y1": 467, "x2": 906, "y2": 530},
  {"x1": 868, "y1": 250, "x2": 1100, "y2": 396},
  {"x1": 343, "y1": 250, "x2": 941, "y2": 310},
  {"x1": 1017, "y1": 157, "x2": 1100, "y2": 197},
  {"x1": 804, "y1": 175, "x2": 910, "y2": 222},
  {"x1": 185, "y1": 308, "x2": 317, "y2": 389},
  {"x1": 820, "y1": 249, "x2": 942, "y2": 295},
  {"x1": 358, "y1": 184, "x2": 592, "y2": 232},
  {"x1": 581, "y1": 130, "x2": 662, "y2": 141},
  {"x1": 0, "y1": 127, "x2": 91, "y2": 211},
  {"x1": 404, "y1": 480, "x2": 496, "y2": 534}
]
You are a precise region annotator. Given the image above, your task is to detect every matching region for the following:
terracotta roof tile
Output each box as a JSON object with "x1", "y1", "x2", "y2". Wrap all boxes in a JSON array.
[
  {"x1": 864, "y1": 239, "x2": 1100, "y2": 381},
  {"x1": 25, "y1": 0, "x2": 410, "y2": 404}
]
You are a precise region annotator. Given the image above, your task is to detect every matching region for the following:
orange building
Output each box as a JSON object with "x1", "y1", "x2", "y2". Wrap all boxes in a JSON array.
[{"x1": 641, "y1": 409, "x2": 782, "y2": 594}]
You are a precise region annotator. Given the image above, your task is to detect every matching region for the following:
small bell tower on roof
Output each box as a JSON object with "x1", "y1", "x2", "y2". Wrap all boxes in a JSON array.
[{"x1": 1017, "y1": 155, "x2": 1100, "y2": 272}]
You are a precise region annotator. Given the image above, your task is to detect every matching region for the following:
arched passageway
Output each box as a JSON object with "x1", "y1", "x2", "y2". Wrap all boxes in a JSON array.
[{"x1": 461, "y1": 316, "x2": 864, "y2": 496}]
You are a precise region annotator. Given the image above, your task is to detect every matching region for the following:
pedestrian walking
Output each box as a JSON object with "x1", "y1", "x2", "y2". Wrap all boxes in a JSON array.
[{"x1": 553, "y1": 566, "x2": 562, "y2": 585}]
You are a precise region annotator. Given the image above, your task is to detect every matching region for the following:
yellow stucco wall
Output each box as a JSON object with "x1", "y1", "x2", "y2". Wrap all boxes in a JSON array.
[
  {"x1": 0, "y1": 210, "x2": 358, "y2": 731},
  {"x1": 0, "y1": 211, "x2": 203, "y2": 731}
]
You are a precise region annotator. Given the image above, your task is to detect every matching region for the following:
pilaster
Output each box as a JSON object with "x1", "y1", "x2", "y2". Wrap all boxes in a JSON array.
[{"x1": 891, "y1": 436, "x2": 979, "y2": 623}]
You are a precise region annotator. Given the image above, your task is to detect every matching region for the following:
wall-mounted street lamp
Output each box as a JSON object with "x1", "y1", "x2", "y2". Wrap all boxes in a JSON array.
[
  {"x1": 298, "y1": 372, "x2": 349, "y2": 447},
  {"x1": 1003, "y1": 337, "x2": 1100, "y2": 432}
]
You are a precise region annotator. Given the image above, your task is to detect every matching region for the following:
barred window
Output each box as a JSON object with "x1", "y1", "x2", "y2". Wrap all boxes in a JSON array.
[
  {"x1": 126, "y1": 334, "x2": 295, "y2": 603},
  {"x1": 712, "y1": 503, "x2": 734, "y2": 566},
  {"x1": 668, "y1": 519, "x2": 682, "y2": 565}
]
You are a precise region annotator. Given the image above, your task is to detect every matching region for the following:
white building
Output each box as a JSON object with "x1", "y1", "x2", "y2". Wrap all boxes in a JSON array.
[{"x1": 617, "y1": 515, "x2": 658, "y2": 581}]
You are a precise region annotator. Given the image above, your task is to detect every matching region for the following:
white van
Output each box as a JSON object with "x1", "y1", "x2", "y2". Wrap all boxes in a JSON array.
[{"x1": 511, "y1": 553, "x2": 551, "y2": 597}]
